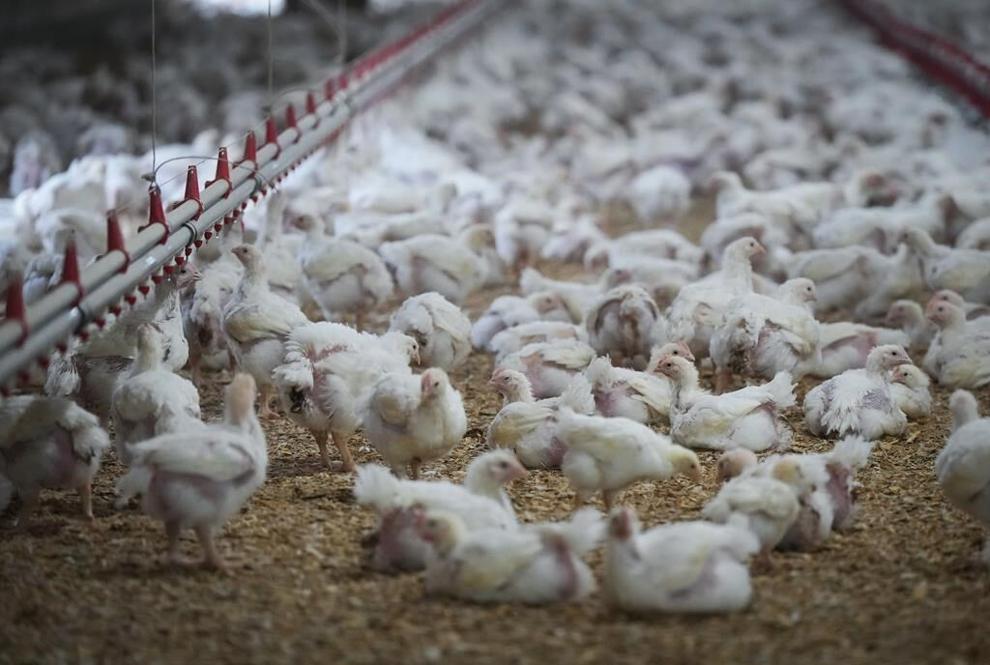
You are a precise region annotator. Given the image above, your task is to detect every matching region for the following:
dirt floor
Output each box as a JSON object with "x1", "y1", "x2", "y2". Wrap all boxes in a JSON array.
[{"x1": 2, "y1": 200, "x2": 989, "y2": 665}]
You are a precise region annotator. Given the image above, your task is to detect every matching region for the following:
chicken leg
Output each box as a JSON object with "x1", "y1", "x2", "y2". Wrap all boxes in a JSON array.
[
  {"x1": 165, "y1": 521, "x2": 182, "y2": 566},
  {"x1": 312, "y1": 430, "x2": 332, "y2": 468},
  {"x1": 79, "y1": 481, "x2": 94, "y2": 523},
  {"x1": 195, "y1": 525, "x2": 226, "y2": 572},
  {"x1": 258, "y1": 385, "x2": 277, "y2": 419},
  {"x1": 331, "y1": 430, "x2": 356, "y2": 473}
]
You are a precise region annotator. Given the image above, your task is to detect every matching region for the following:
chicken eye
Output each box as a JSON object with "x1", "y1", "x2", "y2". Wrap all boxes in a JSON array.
[{"x1": 498, "y1": 461, "x2": 509, "y2": 469}]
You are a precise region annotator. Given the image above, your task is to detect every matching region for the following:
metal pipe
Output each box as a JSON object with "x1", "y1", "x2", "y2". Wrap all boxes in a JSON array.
[{"x1": 0, "y1": 0, "x2": 494, "y2": 388}]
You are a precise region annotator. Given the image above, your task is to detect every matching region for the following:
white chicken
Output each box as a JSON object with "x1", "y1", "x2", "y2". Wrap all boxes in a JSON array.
[
  {"x1": 417, "y1": 508, "x2": 602, "y2": 604},
  {"x1": 488, "y1": 321, "x2": 585, "y2": 362},
  {"x1": 709, "y1": 277, "x2": 820, "y2": 390},
  {"x1": 702, "y1": 457, "x2": 805, "y2": 561},
  {"x1": 353, "y1": 450, "x2": 524, "y2": 572},
  {"x1": 935, "y1": 390, "x2": 990, "y2": 565},
  {"x1": 222, "y1": 244, "x2": 310, "y2": 417},
  {"x1": 362, "y1": 367, "x2": 467, "y2": 478},
  {"x1": 295, "y1": 214, "x2": 394, "y2": 328},
  {"x1": 902, "y1": 228, "x2": 990, "y2": 303},
  {"x1": 556, "y1": 408, "x2": 701, "y2": 509},
  {"x1": 923, "y1": 299, "x2": 990, "y2": 389},
  {"x1": 604, "y1": 508, "x2": 758, "y2": 614},
  {"x1": 0, "y1": 395, "x2": 110, "y2": 527},
  {"x1": 471, "y1": 292, "x2": 574, "y2": 350},
  {"x1": 582, "y1": 343, "x2": 691, "y2": 424},
  {"x1": 890, "y1": 364, "x2": 932, "y2": 420},
  {"x1": 585, "y1": 284, "x2": 665, "y2": 369},
  {"x1": 115, "y1": 374, "x2": 266, "y2": 570},
  {"x1": 804, "y1": 345, "x2": 912, "y2": 440},
  {"x1": 884, "y1": 299, "x2": 935, "y2": 352},
  {"x1": 627, "y1": 164, "x2": 691, "y2": 223},
  {"x1": 378, "y1": 232, "x2": 485, "y2": 305},
  {"x1": 667, "y1": 236, "x2": 765, "y2": 359},
  {"x1": 810, "y1": 321, "x2": 910, "y2": 378},
  {"x1": 486, "y1": 372, "x2": 595, "y2": 469},
  {"x1": 388, "y1": 292, "x2": 471, "y2": 371},
  {"x1": 496, "y1": 339, "x2": 597, "y2": 399},
  {"x1": 273, "y1": 322, "x2": 417, "y2": 471},
  {"x1": 111, "y1": 324, "x2": 201, "y2": 465},
  {"x1": 654, "y1": 354, "x2": 795, "y2": 452}
]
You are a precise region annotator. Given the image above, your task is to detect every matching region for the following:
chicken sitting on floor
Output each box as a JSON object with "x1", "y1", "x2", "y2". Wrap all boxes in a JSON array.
[
  {"x1": 417, "y1": 507, "x2": 603, "y2": 604},
  {"x1": 935, "y1": 390, "x2": 990, "y2": 566},
  {"x1": 362, "y1": 367, "x2": 467, "y2": 478},
  {"x1": 115, "y1": 374, "x2": 267, "y2": 571},
  {"x1": 603, "y1": 507, "x2": 759, "y2": 613},
  {"x1": 353, "y1": 450, "x2": 524, "y2": 572},
  {"x1": 0, "y1": 395, "x2": 110, "y2": 528}
]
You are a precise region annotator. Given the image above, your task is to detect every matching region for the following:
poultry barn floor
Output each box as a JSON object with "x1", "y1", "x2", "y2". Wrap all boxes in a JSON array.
[{"x1": 2, "y1": 201, "x2": 989, "y2": 665}]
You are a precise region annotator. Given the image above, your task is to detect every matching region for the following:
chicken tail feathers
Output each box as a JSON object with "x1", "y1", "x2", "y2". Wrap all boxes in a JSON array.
[
  {"x1": 829, "y1": 435, "x2": 873, "y2": 471},
  {"x1": 558, "y1": 375, "x2": 596, "y2": 415},
  {"x1": 764, "y1": 371, "x2": 796, "y2": 408},
  {"x1": 353, "y1": 464, "x2": 402, "y2": 511},
  {"x1": 534, "y1": 507, "x2": 603, "y2": 556}
]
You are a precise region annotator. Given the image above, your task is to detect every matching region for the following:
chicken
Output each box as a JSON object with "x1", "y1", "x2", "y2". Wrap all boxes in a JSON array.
[
  {"x1": 582, "y1": 343, "x2": 692, "y2": 424},
  {"x1": 486, "y1": 373, "x2": 595, "y2": 469},
  {"x1": 353, "y1": 450, "x2": 524, "y2": 572},
  {"x1": 257, "y1": 191, "x2": 302, "y2": 300},
  {"x1": 804, "y1": 345, "x2": 912, "y2": 439},
  {"x1": 584, "y1": 229, "x2": 704, "y2": 271},
  {"x1": 702, "y1": 457, "x2": 805, "y2": 561},
  {"x1": 667, "y1": 236, "x2": 765, "y2": 359},
  {"x1": 711, "y1": 171, "x2": 818, "y2": 240},
  {"x1": 923, "y1": 299, "x2": 990, "y2": 389},
  {"x1": 493, "y1": 197, "x2": 554, "y2": 272},
  {"x1": 471, "y1": 292, "x2": 574, "y2": 350},
  {"x1": 585, "y1": 284, "x2": 666, "y2": 369},
  {"x1": 378, "y1": 231, "x2": 485, "y2": 305},
  {"x1": 362, "y1": 368, "x2": 467, "y2": 478},
  {"x1": 884, "y1": 299, "x2": 935, "y2": 352},
  {"x1": 930, "y1": 289, "x2": 990, "y2": 321},
  {"x1": 556, "y1": 408, "x2": 701, "y2": 509},
  {"x1": 417, "y1": 508, "x2": 602, "y2": 604},
  {"x1": 273, "y1": 322, "x2": 417, "y2": 471},
  {"x1": 0, "y1": 395, "x2": 109, "y2": 528},
  {"x1": 519, "y1": 268, "x2": 601, "y2": 320},
  {"x1": 604, "y1": 508, "x2": 758, "y2": 614},
  {"x1": 115, "y1": 374, "x2": 266, "y2": 570},
  {"x1": 182, "y1": 257, "x2": 241, "y2": 381},
  {"x1": 388, "y1": 292, "x2": 471, "y2": 371},
  {"x1": 654, "y1": 354, "x2": 795, "y2": 452},
  {"x1": 902, "y1": 228, "x2": 990, "y2": 303},
  {"x1": 853, "y1": 244, "x2": 927, "y2": 324},
  {"x1": 935, "y1": 390, "x2": 990, "y2": 565},
  {"x1": 222, "y1": 244, "x2": 310, "y2": 417},
  {"x1": 810, "y1": 321, "x2": 911, "y2": 378},
  {"x1": 785, "y1": 246, "x2": 886, "y2": 314},
  {"x1": 295, "y1": 214, "x2": 394, "y2": 328},
  {"x1": 627, "y1": 164, "x2": 691, "y2": 223},
  {"x1": 496, "y1": 339, "x2": 597, "y2": 399},
  {"x1": 890, "y1": 364, "x2": 932, "y2": 420},
  {"x1": 111, "y1": 324, "x2": 201, "y2": 465},
  {"x1": 710, "y1": 277, "x2": 820, "y2": 390},
  {"x1": 488, "y1": 321, "x2": 584, "y2": 362}
]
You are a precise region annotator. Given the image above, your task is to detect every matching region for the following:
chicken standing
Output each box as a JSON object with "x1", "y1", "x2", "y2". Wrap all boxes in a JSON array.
[
  {"x1": 115, "y1": 374, "x2": 267, "y2": 570},
  {"x1": 556, "y1": 408, "x2": 701, "y2": 509},
  {"x1": 0, "y1": 395, "x2": 109, "y2": 527},
  {"x1": 362, "y1": 367, "x2": 467, "y2": 478},
  {"x1": 111, "y1": 324, "x2": 201, "y2": 465},
  {"x1": 222, "y1": 244, "x2": 310, "y2": 417},
  {"x1": 585, "y1": 284, "x2": 665, "y2": 369},
  {"x1": 388, "y1": 292, "x2": 472, "y2": 371}
]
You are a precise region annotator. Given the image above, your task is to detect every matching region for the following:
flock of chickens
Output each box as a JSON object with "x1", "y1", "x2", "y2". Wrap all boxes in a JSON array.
[{"x1": 2, "y1": 0, "x2": 990, "y2": 616}]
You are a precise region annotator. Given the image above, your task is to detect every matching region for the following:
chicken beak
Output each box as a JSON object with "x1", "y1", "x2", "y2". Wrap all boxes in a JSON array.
[
  {"x1": 509, "y1": 464, "x2": 529, "y2": 481},
  {"x1": 754, "y1": 242, "x2": 767, "y2": 256}
]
